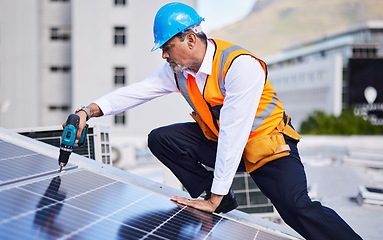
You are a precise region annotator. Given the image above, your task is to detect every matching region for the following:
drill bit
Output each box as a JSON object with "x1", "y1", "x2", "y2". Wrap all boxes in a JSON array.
[{"x1": 58, "y1": 162, "x2": 65, "y2": 173}]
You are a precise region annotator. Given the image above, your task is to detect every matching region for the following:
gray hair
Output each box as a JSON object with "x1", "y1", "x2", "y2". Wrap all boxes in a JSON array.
[{"x1": 176, "y1": 23, "x2": 207, "y2": 42}]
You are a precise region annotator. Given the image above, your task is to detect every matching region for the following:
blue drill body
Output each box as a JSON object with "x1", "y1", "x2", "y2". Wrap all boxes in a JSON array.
[{"x1": 58, "y1": 114, "x2": 88, "y2": 171}]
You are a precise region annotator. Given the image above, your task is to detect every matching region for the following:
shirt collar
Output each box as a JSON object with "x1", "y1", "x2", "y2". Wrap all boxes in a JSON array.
[{"x1": 184, "y1": 39, "x2": 215, "y2": 78}]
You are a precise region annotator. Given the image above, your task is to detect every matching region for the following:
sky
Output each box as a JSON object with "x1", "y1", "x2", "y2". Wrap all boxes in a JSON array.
[{"x1": 196, "y1": 0, "x2": 258, "y2": 33}]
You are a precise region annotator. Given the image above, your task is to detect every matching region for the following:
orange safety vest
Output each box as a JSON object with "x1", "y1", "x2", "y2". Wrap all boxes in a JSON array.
[{"x1": 175, "y1": 39, "x2": 300, "y2": 172}]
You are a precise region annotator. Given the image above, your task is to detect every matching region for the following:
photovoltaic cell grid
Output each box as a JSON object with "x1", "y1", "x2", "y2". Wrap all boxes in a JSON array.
[
  {"x1": 0, "y1": 140, "x2": 77, "y2": 187},
  {"x1": 0, "y1": 139, "x2": 289, "y2": 239}
]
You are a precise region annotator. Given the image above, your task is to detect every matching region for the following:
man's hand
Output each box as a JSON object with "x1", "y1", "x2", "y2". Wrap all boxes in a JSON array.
[
  {"x1": 74, "y1": 110, "x2": 88, "y2": 143},
  {"x1": 61, "y1": 103, "x2": 103, "y2": 143},
  {"x1": 61, "y1": 111, "x2": 87, "y2": 144},
  {"x1": 171, "y1": 193, "x2": 224, "y2": 213}
]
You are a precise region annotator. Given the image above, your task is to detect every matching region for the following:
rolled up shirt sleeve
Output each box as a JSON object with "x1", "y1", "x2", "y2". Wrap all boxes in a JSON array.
[
  {"x1": 211, "y1": 55, "x2": 266, "y2": 195},
  {"x1": 93, "y1": 63, "x2": 179, "y2": 116}
]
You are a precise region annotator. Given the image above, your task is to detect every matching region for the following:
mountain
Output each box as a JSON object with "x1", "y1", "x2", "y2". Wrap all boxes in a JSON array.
[{"x1": 208, "y1": 0, "x2": 383, "y2": 57}]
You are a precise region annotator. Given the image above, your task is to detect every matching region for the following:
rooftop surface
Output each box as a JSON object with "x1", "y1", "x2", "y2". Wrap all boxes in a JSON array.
[{"x1": 299, "y1": 136, "x2": 383, "y2": 240}]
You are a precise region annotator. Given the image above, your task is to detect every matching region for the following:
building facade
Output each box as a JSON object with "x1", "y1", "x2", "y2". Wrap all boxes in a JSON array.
[
  {"x1": 266, "y1": 21, "x2": 383, "y2": 129},
  {"x1": 0, "y1": 0, "x2": 194, "y2": 134}
]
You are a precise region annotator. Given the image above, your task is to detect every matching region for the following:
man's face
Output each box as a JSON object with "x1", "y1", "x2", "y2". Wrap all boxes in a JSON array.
[{"x1": 160, "y1": 36, "x2": 190, "y2": 73}]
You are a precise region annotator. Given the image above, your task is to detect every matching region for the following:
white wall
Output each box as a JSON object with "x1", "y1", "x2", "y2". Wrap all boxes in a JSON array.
[
  {"x1": 71, "y1": 0, "x2": 194, "y2": 137},
  {"x1": 0, "y1": 0, "x2": 40, "y2": 128},
  {"x1": 268, "y1": 54, "x2": 343, "y2": 130}
]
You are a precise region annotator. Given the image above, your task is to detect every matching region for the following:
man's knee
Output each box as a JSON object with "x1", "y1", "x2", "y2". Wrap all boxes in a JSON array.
[
  {"x1": 148, "y1": 125, "x2": 178, "y2": 152},
  {"x1": 286, "y1": 192, "x2": 320, "y2": 216},
  {"x1": 147, "y1": 127, "x2": 164, "y2": 152}
]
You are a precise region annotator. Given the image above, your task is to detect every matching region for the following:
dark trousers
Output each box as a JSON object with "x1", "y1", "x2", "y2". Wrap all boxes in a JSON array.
[{"x1": 148, "y1": 122, "x2": 362, "y2": 240}]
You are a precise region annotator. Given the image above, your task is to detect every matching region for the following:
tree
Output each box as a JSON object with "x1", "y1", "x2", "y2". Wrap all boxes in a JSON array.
[{"x1": 299, "y1": 109, "x2": 383, "y2": 135}]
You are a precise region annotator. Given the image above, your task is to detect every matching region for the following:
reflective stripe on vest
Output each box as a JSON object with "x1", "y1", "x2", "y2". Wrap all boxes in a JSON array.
[
  {"x1": 176, "y1": 39, "x2": 284, "y2": 138},
  {"x1": 218, "y1": 45, "x2": 244, "y2": 97},
  {"x1": 177, "y1": 73, "x2": 198, "y2": 114}
]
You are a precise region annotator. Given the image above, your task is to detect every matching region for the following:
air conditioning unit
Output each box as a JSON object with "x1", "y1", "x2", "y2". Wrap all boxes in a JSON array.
[{"x1": 14, "y1": 124, "x2": 112, "y2": 165}]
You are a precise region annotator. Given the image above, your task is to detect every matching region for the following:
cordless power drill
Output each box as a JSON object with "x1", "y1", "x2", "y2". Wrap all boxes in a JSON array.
[{"x1": 58, "y1": 114, "x2": 88, "y2": 172}]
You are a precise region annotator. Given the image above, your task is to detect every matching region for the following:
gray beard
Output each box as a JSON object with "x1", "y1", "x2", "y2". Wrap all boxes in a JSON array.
[{"x1": 171, "y1": 61, "x2": 188, "y2": 74}]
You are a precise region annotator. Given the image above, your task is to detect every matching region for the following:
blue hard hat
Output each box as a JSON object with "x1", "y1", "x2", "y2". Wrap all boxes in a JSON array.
[{"x1": 151, "y1": 2, "x2": 204, "y2": 52}]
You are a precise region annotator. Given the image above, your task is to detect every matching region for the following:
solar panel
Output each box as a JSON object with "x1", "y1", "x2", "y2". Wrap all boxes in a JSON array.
[
  {"x1": 0, "y1": 140, "x2": 77, "y2": 187},
  {"x1": 0, "y1": 129, "x2": 299, "y2": 240}
]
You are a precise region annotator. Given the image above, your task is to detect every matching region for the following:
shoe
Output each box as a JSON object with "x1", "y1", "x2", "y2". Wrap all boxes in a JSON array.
[{"x1": 205, "y1": 189, "x2": 239, "y2": 213}]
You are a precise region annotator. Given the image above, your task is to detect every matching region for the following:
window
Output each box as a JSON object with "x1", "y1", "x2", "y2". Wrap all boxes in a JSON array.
[
  {"x1": 114, "y1": 111, "x2": 126, "y2": 125},
  {"x1": 50, "y1": 27, "x2": 70, "y2": 41},
  {"x1": 114, "y1": 67, "x2": 126, "y2": 85},
  {"x1": 62, "y1": 66, "x2": 71, "y2": 72},
  {"x1": 114, "y1": 26, "x2": 126, "y2": 45},
  {"x1": 50, "y1": 66, "x2": 59, "y2": 72},
  {"x1": 49, "y1": 105, "x2": 70, "y2": 111},
  {"x1": 50, "y1": 65, "x2": 71, "y2": 73},
  {"x1": 114, "y1": 0, "x2": 126, "y2": 6},
  {"x1": 352, "y1": 45, "x2": 378, "y2": 58},
  {"x1": 320, "y1": 50, "x2": 326, "y2": 57}
]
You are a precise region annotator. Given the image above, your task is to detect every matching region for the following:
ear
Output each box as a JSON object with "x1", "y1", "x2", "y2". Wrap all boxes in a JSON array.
[{"x1": 187, "y1": 33, "x2": 197, "y2": 49}]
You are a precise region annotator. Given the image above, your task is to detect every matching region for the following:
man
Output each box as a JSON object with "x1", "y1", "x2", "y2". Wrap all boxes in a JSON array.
[{"x1": 71, "y1": 2, "x2": 361, "y2": 239}]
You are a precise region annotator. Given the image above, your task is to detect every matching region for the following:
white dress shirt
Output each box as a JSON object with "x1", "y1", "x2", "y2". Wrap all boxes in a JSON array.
[{"x1": 94, "y1": 40, "x2": 265, "y2": 196}]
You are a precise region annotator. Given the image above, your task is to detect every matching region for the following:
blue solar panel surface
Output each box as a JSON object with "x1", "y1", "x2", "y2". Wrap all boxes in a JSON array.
[{"x1": 0, "y1": 137, "x2": 291, "y2": 240}]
